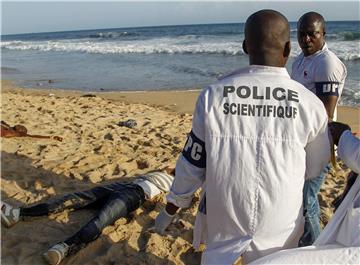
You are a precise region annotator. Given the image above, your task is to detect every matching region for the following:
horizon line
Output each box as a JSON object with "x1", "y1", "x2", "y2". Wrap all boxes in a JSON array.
[{"x1": 2, "y1": 19, "x2": 359, "y2": 36}]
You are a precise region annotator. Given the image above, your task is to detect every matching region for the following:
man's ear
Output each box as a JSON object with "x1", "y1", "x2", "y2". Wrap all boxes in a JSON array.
[
  {"x1": 242, "y1": 40, "x2": 248, "y2": 55},
  {"x1": 284, "y1": 41, "x2": 291, "y2": 58}
]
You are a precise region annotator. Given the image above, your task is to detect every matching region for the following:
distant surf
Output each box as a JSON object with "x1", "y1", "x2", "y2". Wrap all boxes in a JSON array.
[
  {"x1": 1, "y1": 21, "x2": 359, "y2": 106},
  {"x1": 1, "y1": 30, "x2": 359, "y2": 61}
]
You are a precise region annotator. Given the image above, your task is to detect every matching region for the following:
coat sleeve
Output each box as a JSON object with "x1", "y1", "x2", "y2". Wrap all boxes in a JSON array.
[
  {"x1": 304, "y1": 113, "x2": 331, "y2": 180},
  {"x1": 338, "y1": 130, "x2": 360, "y2": 174},
  {"x1": 166, "y1": 90, "x2": 207, "y2": 208}
]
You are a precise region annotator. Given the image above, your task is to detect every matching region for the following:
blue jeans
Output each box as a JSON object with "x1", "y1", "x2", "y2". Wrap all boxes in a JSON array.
[
  {"x1": 298, "y1": 165, "x2": 330, "y2": 247},
  {"x1": 20, "y1": 182, "x2": 145, "y2": 254}
]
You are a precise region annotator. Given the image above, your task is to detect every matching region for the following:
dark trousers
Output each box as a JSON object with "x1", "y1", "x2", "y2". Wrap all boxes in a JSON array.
[{"x1": 20, "y1": 182, "x2": 145, "y2": 254}]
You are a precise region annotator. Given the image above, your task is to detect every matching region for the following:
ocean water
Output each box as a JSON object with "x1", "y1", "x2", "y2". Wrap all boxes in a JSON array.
[{"x1": 1, "y1": 21, "x2": 359, "y2": 106}]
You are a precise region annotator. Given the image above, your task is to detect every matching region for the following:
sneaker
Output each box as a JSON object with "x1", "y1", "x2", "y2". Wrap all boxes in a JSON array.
[
  {"x1": 42, "y1": 242, "x2": 69, "y2": 265},
  {"x1": 117, "y1": 119, "x2": 137, "y2": 128},
  {"x1": 1, "y1": 201, "x2": 20, "y2": 228}
]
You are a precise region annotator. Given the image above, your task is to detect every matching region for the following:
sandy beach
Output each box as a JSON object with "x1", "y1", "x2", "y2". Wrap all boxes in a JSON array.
[{"x1": 1, "y1": 80, "x2": 359, "y2": 265}]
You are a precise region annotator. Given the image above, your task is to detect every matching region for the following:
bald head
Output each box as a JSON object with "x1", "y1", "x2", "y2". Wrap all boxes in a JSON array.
[
  {"x1": 297, "y1": 12, "x2": 326, "y2": 56},
  {"x1": 243, "y1": 10, "x2": 290, "y2": 67},
  {"x1": 298, "y1": 12, "x2": 325, "y2": 32}
]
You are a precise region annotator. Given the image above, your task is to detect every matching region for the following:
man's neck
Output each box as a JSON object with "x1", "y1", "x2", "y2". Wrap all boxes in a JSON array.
[{"x1": 249, "y1": 58, "x2": 285, "y2": 68}]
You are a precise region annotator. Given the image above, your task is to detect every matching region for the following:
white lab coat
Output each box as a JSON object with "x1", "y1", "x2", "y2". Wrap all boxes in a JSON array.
[
  {"x1": 167, "y1": 65, "x2": 330, "y2": 264},
  {"x1": 337, "y1": 130, "x2": 360, "y2": 174},
  {"x1": 248, "y1": 128, "x2": 360, "y2": 265},
  {"x1": 249, "y1": 174, "x2": 360, "y2": 265}
]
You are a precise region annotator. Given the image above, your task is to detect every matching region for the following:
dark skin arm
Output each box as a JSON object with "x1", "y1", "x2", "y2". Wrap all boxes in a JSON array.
[
  {"x1": 165, "y1": 202, "x2": 179, "y2": 215},
  {"x1": 162, "y1": 167, "x2": 179, "y2": 215},
  {"x1": 1, "y1": 122, "x2": 63, "y2": 141},
  {"x1": 318, "y1": 95, "x2": 338, "y2": 121},
  {"x1": 328, "y1": 121, "x2": 351, "y2": 145}
]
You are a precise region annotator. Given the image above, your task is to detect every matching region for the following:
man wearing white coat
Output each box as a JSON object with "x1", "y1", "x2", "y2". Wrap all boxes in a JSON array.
[
  {"x1": 155, "y1": 10, "x2": 330, "y2": 264},
  {"x1": 248, "y1": 122, "x2": 360, "y2": 265}
]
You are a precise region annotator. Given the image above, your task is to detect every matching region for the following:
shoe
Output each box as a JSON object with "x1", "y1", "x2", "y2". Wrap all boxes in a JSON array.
[
  {"x1": 42, "y1": 242, "x2": 69, "y2": 265},
  {"x1": 117, "y1": 119, "x2": 137, "y2": 128},
  {"x1": 1, "y1": 201, "x2": 20, "y2": 228}
]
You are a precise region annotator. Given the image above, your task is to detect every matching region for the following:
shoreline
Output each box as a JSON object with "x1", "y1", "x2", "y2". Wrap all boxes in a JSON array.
[{"x1": 2, "y1": 80, "x2": 359, "y2": 131}]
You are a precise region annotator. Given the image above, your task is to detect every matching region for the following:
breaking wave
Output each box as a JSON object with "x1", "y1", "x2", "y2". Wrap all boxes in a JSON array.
[
  {"x1": 88, "y1": 31, "x2": 138, "y2": 38},
  {"x1": 2, "y1": 38, "x2": 358, "y2": 61},
  {"x1": 0, "y1": 39, "x2": 246, "y2": 56}
]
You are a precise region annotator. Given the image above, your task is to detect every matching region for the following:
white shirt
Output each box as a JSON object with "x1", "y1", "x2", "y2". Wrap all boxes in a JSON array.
[
  {"x1": 135, "y1": 180, "x2": 162, "y2": 200},
  {"x1": 291, "y1": 43, "x2": 347, "y2": 121},
  {"x1": 249, "y1": 173, "x2": 360, "y2": 265},
  {"x1": 134, "y1": 171, "x2": 174, "y2": 199},
  {"x1": 167, "y1": 65, "x2": 330, "y2": 264},
  {"x1": 337, "y1": 130, "x2": 360, "y2": 174}
]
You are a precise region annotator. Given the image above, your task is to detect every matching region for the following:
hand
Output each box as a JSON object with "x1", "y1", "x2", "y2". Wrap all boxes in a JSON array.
[
  {"x1": 154, "y1": 208, "x2": 176, "y2": 235},
  {"x1": 13, "y1": 125, "x2": 28, "y2": 134},
  {"x1": 328, "y1": 122, "x2": 351, "y2": 145}
]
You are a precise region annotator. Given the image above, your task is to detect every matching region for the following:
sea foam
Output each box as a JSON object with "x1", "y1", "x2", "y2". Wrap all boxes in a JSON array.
[{"x1": 1, "y1": 37, "x2": 359, "y2": 61}]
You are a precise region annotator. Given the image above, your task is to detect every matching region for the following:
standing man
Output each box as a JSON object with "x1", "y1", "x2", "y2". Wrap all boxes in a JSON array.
[
  {"x1": 155, "y1": 10, "x2": 330, "y2": 264},
  {"x1": 291, "y1": 12, "x2": 347, "y2": 246}
]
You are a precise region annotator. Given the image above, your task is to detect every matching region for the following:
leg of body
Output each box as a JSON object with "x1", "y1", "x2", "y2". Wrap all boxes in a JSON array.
[
  {"x1": 64, "y1": 184, "x2": 145, "y2": 252},
  {"x1": 43, "y1": 184, "x2": 145, "y2": 264},
  {"x1": 20, "y1": 186, "x2": 114, "y2": 217},
  {"x1": 1, "y1": 186, "x2": 113, "y2": 228}
]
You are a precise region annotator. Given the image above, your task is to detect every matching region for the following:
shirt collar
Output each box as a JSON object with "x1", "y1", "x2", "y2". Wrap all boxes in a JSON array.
[
  {"x1": 248, "y1": 65, "x2": 290, "y2": 75},
  {"x1": 218, "y1": 65, "x2": 290, "y2": 80}
]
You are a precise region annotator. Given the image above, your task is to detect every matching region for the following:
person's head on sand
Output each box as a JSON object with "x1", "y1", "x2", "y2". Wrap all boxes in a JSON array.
[
  {"x1": 297, "y1": 12, "x2": 326, "y2": 57},
  {"x1": 243, "y1": 9, "x2": 291, "y2": 67}
]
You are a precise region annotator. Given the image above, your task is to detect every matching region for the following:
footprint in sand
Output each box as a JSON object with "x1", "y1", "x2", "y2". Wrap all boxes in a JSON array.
[
  {"x1": 104, "y1": 133, "x2": 114, "y2": 141},
  {"x1": 136, "y1": 159, "x2": 149, "y2": 170}
]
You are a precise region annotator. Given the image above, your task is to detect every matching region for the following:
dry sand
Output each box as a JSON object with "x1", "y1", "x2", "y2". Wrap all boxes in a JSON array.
[{"x1": 1, "y1": 80, "x2": 359, "y2": 265}]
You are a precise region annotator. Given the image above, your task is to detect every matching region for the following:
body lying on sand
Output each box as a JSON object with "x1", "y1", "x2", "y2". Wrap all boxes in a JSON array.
[{"x1": 2, "y1": 169, "x2": 174, "y2": 265}]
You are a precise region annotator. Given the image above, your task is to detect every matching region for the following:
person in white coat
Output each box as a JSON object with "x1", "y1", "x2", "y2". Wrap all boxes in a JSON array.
[
  {"x1": 154, "y1": 9, "x2": 330, "y2": 264},
  {"x1": 248, "y1": 121, "x2": 359, "y2": 265}
]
